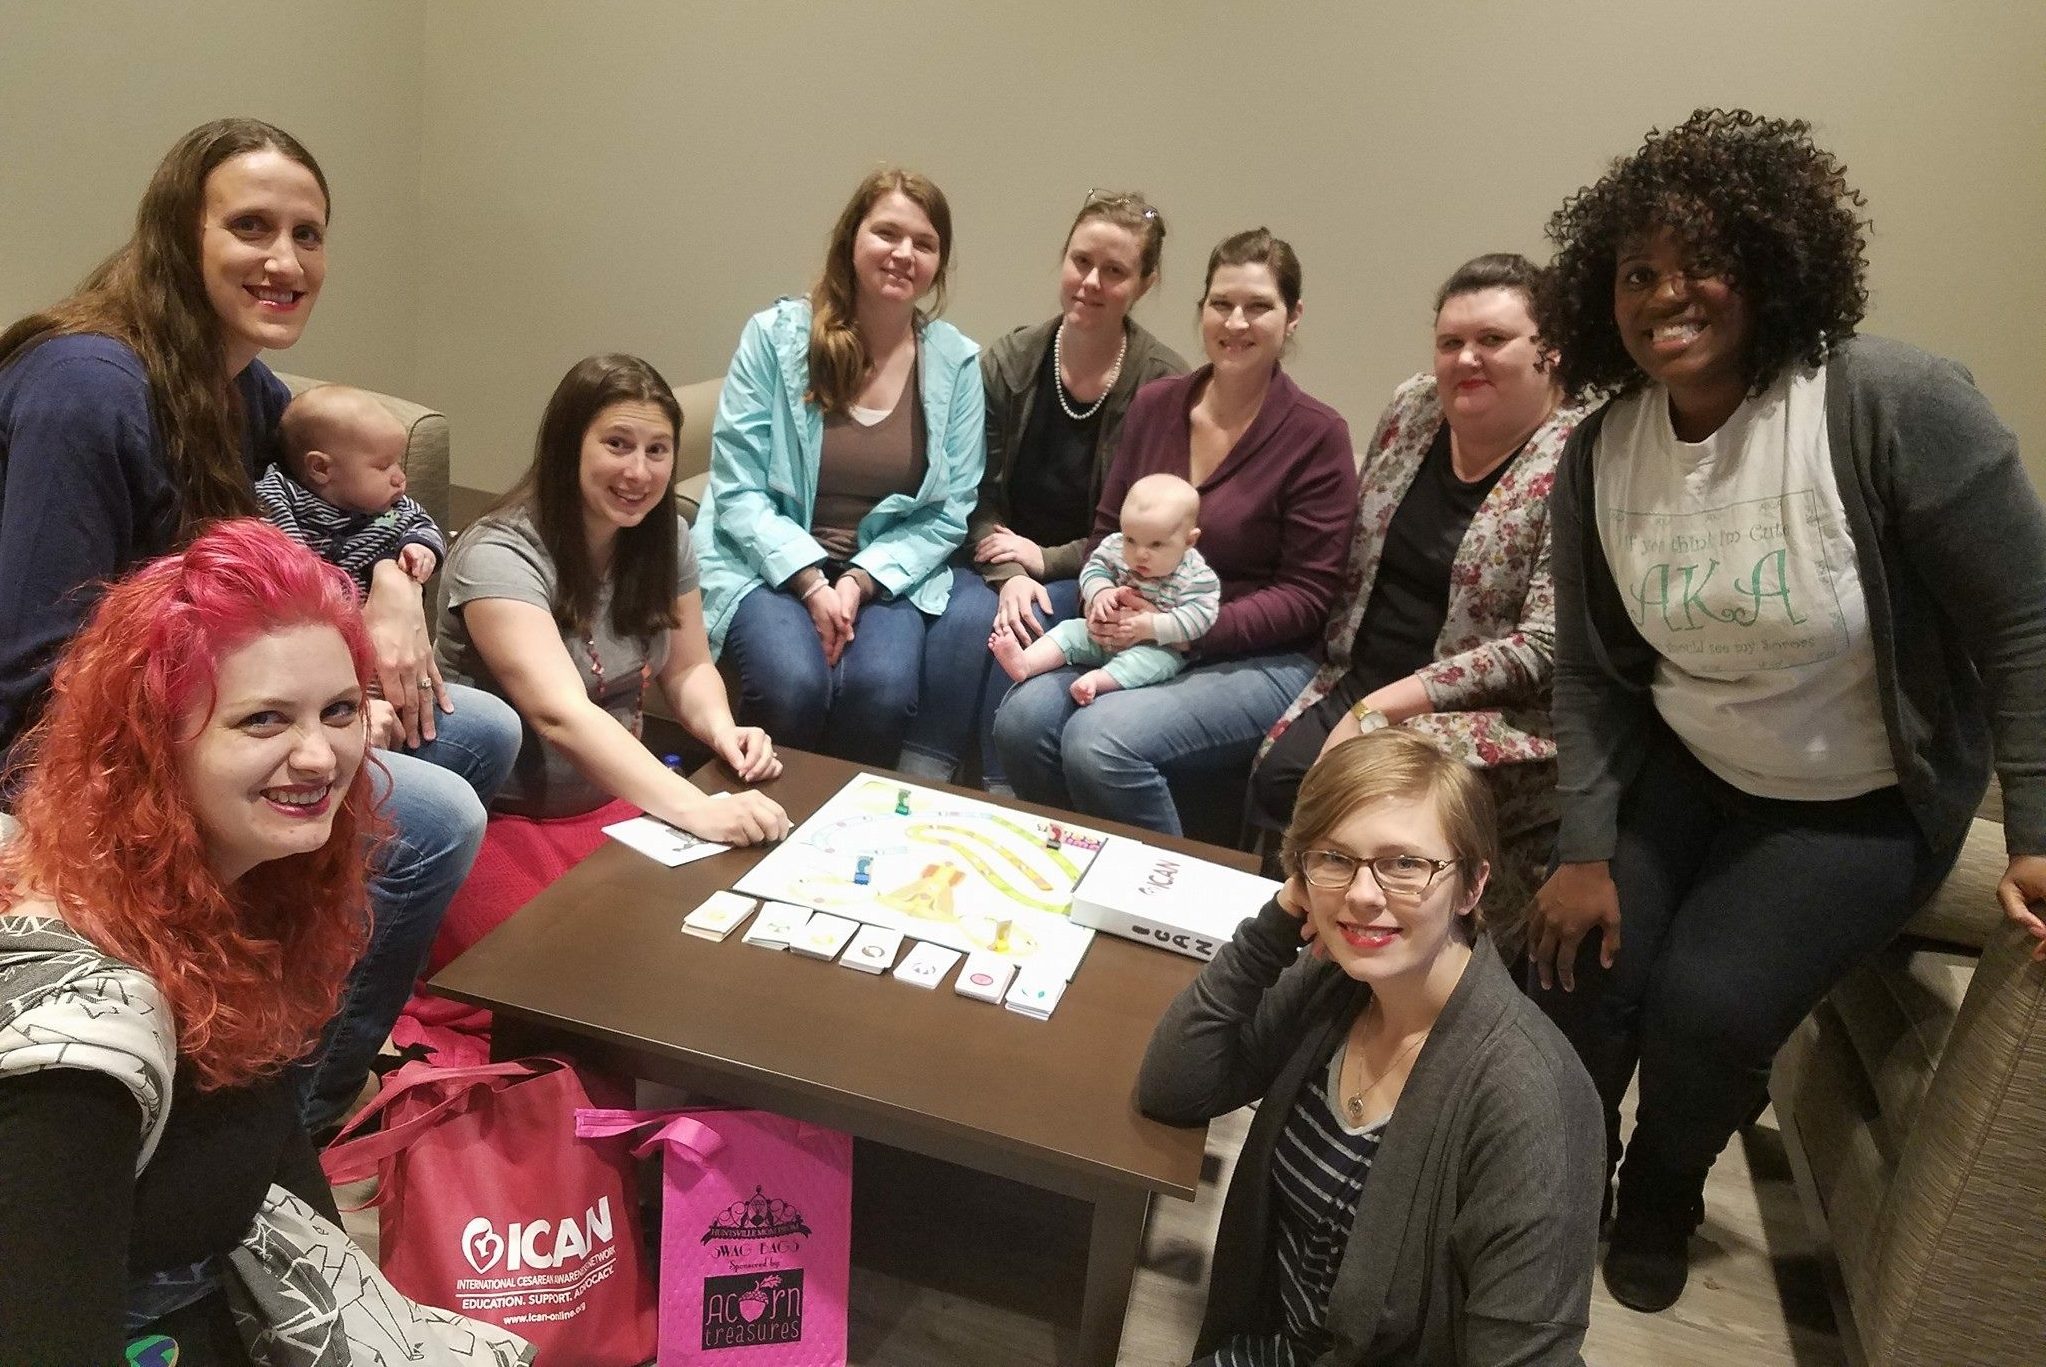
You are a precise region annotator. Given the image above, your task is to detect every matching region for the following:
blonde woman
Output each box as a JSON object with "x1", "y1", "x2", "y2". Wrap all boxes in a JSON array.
[
  {"x1": 692, "y1": 168, "x2": 985, "y2": 765},
  {"x1": 1142, "y1": 730, "x2": 1601, "y2": 1365}
]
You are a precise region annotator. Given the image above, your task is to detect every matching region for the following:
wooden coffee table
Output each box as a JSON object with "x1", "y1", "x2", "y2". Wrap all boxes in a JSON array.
[{"x1": 428, "y1": 749, "x2": 1258, "y2": 1366}]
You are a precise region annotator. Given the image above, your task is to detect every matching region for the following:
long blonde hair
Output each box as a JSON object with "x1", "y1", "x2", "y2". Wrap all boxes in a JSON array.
[{"x1": 806, "y1": 167, "x2": 952, "y2": 415}]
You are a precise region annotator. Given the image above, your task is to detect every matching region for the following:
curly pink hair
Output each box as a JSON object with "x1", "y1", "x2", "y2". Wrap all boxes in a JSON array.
[{"x1": 0, "y1": 519, "x2": 384, "y2": 1090}]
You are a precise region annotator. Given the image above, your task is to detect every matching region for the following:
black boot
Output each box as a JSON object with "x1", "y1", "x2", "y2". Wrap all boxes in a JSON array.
[{"x1": 1602, "y1": 1156, "x2": 1705, "y2": 1312}]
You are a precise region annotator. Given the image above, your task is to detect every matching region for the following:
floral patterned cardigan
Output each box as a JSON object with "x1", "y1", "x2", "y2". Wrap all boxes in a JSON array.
[{"x1": 1255, "y1": 373, "x2": 1590, "y2": 840}]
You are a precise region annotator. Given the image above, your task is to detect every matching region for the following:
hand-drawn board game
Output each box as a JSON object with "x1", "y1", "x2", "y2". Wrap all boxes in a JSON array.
[{"x1": 735, "y1": 774, "x2": 1109, "y2": 978}]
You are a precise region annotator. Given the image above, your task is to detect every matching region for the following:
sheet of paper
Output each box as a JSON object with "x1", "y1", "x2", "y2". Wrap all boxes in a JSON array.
[{"x1": 603, "y1": 814, "x2": 729, "y2": 869}]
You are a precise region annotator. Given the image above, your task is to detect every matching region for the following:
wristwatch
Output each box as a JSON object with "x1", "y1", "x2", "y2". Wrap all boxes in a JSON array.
[{"x1": 1349, "y1": 702, "x2": 1391, "y2": 733}]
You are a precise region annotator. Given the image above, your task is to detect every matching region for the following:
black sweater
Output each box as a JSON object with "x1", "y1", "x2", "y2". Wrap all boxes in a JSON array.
[{"x1": 0, "y1": 1064, "x2": 336, "y2": 1365}]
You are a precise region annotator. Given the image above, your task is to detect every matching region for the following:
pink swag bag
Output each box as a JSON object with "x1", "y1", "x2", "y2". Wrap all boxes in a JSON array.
[
  {"x1": 577, "y1": 1108, "x2": 853, "y2": 1367},
  {"x1": 322, "y1": 1057, "x2": 659, "y2": 1367}
]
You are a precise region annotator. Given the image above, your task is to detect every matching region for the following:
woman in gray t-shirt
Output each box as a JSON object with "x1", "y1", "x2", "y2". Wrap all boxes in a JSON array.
[{"x1": 427, "y1": 355, "x2": 791, "y2": 973}]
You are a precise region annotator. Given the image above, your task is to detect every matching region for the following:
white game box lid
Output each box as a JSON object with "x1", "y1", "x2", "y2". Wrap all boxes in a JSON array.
[{"x1": 1070, "y1": 835, "x2": 1279, "y2": 960}]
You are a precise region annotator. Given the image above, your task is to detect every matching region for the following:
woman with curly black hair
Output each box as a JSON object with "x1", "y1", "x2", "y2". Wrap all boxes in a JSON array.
[{"x1": 1525, "y1": 108, "x2": 2046, "y2": 1313}]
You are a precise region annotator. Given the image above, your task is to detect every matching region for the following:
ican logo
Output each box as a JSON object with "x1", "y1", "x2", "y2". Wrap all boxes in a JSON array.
[
  {"x1": 703, "y1": 1269, "x2": 804, "y2": 1349},
  {"x1": 460, "y1": 1196, "x2": 616, "y2": 1273}
]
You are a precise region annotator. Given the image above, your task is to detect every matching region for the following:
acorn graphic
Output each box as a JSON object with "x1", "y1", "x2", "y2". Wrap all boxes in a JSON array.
[{"x1": 739, "y1": 1273, "x2": 781, "y2": 1322}]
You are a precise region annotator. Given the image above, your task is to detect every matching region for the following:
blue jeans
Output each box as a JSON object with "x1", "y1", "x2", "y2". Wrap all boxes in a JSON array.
[
  {"x1": 722, "y1": 579, "x2": 936, "y2": 767},
  {"x1": 898, "y1": 574, "x2": 1080, "y2": 787},
  {"x1": 992, "y1": 649, "x2": 1315, "y2": 837},
  {"x1": 297, "y1": 683, "x2": 520, "y2": 1131}
]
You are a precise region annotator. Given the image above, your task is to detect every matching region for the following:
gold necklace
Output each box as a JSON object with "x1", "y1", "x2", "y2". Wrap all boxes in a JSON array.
[{"x1": 1341, "y1": 1011, "x2": 1429, "y2": 1125}]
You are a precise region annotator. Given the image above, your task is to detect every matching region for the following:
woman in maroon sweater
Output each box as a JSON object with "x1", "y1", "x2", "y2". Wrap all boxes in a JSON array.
[{"x1": 992, "y1": 229, "x2": 1356, "y2": 835}]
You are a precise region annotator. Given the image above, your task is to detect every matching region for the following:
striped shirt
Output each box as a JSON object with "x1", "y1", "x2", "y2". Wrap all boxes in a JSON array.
[
  {"x1": 1205, "y1": 1051, "x2": 1385, "y2": 1367},
  {"x1": 254, "y1": 466, "x2": 445, "y2": 596},
  {"x1": 1077, "y1": 534, "x2": 1222, "y2": 646}
]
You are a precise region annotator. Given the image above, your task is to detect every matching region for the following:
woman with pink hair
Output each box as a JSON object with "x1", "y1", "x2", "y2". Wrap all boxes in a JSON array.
[{"x1": 0, "y1": 521, "x2": 529, "y2": 1363}]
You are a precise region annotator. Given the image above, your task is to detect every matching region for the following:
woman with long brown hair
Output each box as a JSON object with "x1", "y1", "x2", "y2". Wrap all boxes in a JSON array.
[
  {"x1": 691, "y1": 167, "x2": 985, "y2": 764},
  {"x1": 0, "y1": 118, "x2": 520, "y2": 1136},
  {"x1": 419, "y1": 354, "x2": 787, "y2": 1009}
]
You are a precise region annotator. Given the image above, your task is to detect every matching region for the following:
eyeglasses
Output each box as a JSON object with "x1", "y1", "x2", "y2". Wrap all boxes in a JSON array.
[
  {"x1": 1299, "y1": 849, "x2": 1460, "y2": 897},
  {"x1": 1084, "y1": 188, "x2": 1159, "y2": 221}
]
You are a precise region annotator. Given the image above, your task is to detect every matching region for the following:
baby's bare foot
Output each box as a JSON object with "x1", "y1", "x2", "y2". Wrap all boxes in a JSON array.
[
  {"x1": 990, "y1": 630, "x2": 1030, "y2": 683},
  {"x1": 1069, "y1": 669, "x2": 1121, "y2": 706}
]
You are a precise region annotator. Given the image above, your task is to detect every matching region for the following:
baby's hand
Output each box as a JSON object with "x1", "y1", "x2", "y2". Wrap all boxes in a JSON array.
[{"x1": 397, "y1": 544, "x2": 437, "y2": 583}]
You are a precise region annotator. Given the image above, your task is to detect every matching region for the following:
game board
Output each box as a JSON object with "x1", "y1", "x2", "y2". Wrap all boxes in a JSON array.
[{"x1": 734, "y1": 774, "x2": 1109, "y2": 977}]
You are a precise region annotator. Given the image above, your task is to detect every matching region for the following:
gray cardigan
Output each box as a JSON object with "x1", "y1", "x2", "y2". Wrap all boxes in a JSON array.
[
  {"x1": 969, "y1": 316, "x2": 1188, "y2": 582},
  {"x1": 1550, "y1": 335, "x2": 2046, "y2": 864},
  {"x1": 1139, "y1": 901, "x2": 1603, "y2": 1366}
]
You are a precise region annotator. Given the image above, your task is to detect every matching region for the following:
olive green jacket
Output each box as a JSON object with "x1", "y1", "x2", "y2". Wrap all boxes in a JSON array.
[{"x1": 969, "y1": 316, "x2": 1187, "y2": 582}]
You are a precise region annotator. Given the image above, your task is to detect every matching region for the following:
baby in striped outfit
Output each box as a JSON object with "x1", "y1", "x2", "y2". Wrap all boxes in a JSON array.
[
  {"x1": 256, "y1": 384, "x2": 444, "y2": 595},
  {"x1": 991, "y1": 473, "x2": 1221, "y2": 705}
]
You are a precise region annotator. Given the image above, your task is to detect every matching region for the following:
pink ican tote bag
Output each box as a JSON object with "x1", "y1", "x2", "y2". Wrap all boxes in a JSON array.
[
  {"x1": 322, "y1": 1057, "x2": 659, "y2": 1367},
  {"x1": 577, "y1": 1108, "x2": 853, "y2": 1367}
]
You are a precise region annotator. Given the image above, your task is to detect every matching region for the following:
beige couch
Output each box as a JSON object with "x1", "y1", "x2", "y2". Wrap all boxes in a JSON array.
[
  {"x1": 1771, "y1": 788, "x2": 2046, "y2": 1366},
  {"x1": 671, "y1": 375, "x2": 722, "y2": 523}
]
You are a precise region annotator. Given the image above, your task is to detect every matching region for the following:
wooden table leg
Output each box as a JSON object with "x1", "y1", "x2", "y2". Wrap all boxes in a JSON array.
[{"x1": 1069, "y1": 1186, "x2": 1151, "y2": 1367}]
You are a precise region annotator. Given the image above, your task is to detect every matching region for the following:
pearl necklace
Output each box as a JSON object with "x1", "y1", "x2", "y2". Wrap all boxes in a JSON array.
[{"x1": 1052, "y1": 322, "x2": 1126, "y2": 422}]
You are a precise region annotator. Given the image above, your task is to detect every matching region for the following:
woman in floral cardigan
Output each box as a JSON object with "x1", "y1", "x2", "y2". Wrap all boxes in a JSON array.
[{"x1": 1249, "y1": 255, "x2": 1588, "y2": 934}]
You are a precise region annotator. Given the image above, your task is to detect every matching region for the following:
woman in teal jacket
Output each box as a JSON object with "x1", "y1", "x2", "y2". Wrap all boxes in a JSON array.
[{"x1": 693, "y1": 168, "x2": 985, "y2": 765}]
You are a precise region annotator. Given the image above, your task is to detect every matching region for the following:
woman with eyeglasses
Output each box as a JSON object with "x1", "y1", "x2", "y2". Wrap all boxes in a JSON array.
[
  {"x1": 898, "y1": 190, "x2": 1188, "y2": 790},
  {"x1": 993, "y1": 229, "x2": 1357, "y2": 836},
  {"x1": 1141, "y1": 729, "x2": 1602, "y2": 1366}
]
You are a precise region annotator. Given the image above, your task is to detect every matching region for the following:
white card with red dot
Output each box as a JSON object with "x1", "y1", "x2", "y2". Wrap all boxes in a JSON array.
[{"x1": 953, "y1": 952, "x2": 1016, "y2": 1004}]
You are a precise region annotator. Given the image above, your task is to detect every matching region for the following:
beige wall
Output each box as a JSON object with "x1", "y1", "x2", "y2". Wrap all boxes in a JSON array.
[
  {"x1": 416, "y1": 0, "x2": 2046, "y2": 492},
  {"x1": 4, "y1": 3, "x2": 2042, "y2": 490},
  {"x1": 0, "y1": 0, "x2": 423, "y2": 398}
]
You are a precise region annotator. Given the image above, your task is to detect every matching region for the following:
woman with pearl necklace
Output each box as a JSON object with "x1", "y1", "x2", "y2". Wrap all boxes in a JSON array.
[{"x1": 897, "y1": 190, "x2": 1187, "y2": 791}]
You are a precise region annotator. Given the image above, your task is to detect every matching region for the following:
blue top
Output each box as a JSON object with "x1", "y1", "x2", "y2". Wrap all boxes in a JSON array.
[
  {"x1": 691, "y1": 297, "x2": 985, "y2": 653},
  {"x1": 0, "y1": 333, "x2": 288, "y2": 762}
]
